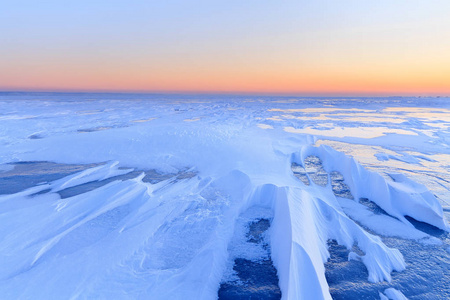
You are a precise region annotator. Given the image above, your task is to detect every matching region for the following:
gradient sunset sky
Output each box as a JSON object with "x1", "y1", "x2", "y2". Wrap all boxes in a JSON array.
[{"x1": 1, "y1": 0, "x2": 449, "y2": 96}]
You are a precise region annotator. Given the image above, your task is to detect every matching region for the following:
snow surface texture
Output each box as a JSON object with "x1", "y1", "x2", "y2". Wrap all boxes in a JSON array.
[{"x1": 0, "y1": 93, "x2": 449, "y2": 299}]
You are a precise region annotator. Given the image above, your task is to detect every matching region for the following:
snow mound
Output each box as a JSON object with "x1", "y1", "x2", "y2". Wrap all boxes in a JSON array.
[{"x1": 291, "y1": 145, "x2": 449, "y2": 231}]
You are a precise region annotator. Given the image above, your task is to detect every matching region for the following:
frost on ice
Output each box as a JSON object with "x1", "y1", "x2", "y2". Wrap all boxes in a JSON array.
[{"x1": 0, "y1": 94, "x2": 449, "y2": 299}]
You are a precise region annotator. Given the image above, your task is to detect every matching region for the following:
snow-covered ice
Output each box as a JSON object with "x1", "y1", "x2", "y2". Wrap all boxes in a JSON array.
[{"x1": 0, "y1": 93, "x2": 449, "y2": 299}]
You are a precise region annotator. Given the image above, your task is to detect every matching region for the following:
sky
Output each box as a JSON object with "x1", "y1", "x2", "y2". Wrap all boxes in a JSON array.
[{"x1": 1, "y1": 0, "x2": 450, "y2": 96}]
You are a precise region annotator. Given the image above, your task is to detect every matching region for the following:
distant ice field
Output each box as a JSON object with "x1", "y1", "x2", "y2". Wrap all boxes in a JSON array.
[{"x1": 0, "y1": 93, "x2": 449, "y2": 299}]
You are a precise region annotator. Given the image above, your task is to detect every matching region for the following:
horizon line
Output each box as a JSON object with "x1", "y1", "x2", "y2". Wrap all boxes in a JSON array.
[{"x1": 1, "y1": 88, "x2": 448, "y2": 98}]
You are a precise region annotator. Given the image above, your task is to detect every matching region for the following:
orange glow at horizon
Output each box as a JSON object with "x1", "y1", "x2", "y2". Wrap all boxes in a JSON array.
[
  {"x1": 2, "y1": 59, "x2": 449, "y2": 96},
  {"x1": 1, "y1": 1, "x2": 449, "y2": 96}
]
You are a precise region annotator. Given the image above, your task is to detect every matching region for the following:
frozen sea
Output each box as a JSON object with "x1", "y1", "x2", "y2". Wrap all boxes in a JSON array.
[{"x1": 0, "y1": 92, "x2": 449, "y2": 300}]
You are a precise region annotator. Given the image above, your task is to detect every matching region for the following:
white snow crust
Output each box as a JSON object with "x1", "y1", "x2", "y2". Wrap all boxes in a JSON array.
[
  {"x1": 0, "y1": 94, "x2": 449, "y2": 299},
  {"x1": 382, "y1": 288, "x2": 409, "y2": 300}
]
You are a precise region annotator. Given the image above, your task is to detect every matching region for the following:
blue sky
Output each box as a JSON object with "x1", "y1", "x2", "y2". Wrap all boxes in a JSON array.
[{"x1": 1, "y1": 1, "x2": 449, "y2": 95}]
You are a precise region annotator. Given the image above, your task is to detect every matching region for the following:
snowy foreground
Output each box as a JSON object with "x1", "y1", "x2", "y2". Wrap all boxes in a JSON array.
[{"x1": 0, "y1": 93, "x2": 449, "y2": 300}]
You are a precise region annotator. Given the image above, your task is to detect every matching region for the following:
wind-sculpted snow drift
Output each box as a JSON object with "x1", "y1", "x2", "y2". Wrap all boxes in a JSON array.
[
  {"x1": 0, "y1": 146, "x2": 447, "y2": 299},
  {"x1": 0, "y1": 94, "x2": 449, "y2": 299}
]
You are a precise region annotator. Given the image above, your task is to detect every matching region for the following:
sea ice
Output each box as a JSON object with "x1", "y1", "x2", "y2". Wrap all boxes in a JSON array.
[{"x1": 0, "y1": 93, "x2": 449, "y2": 299}]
